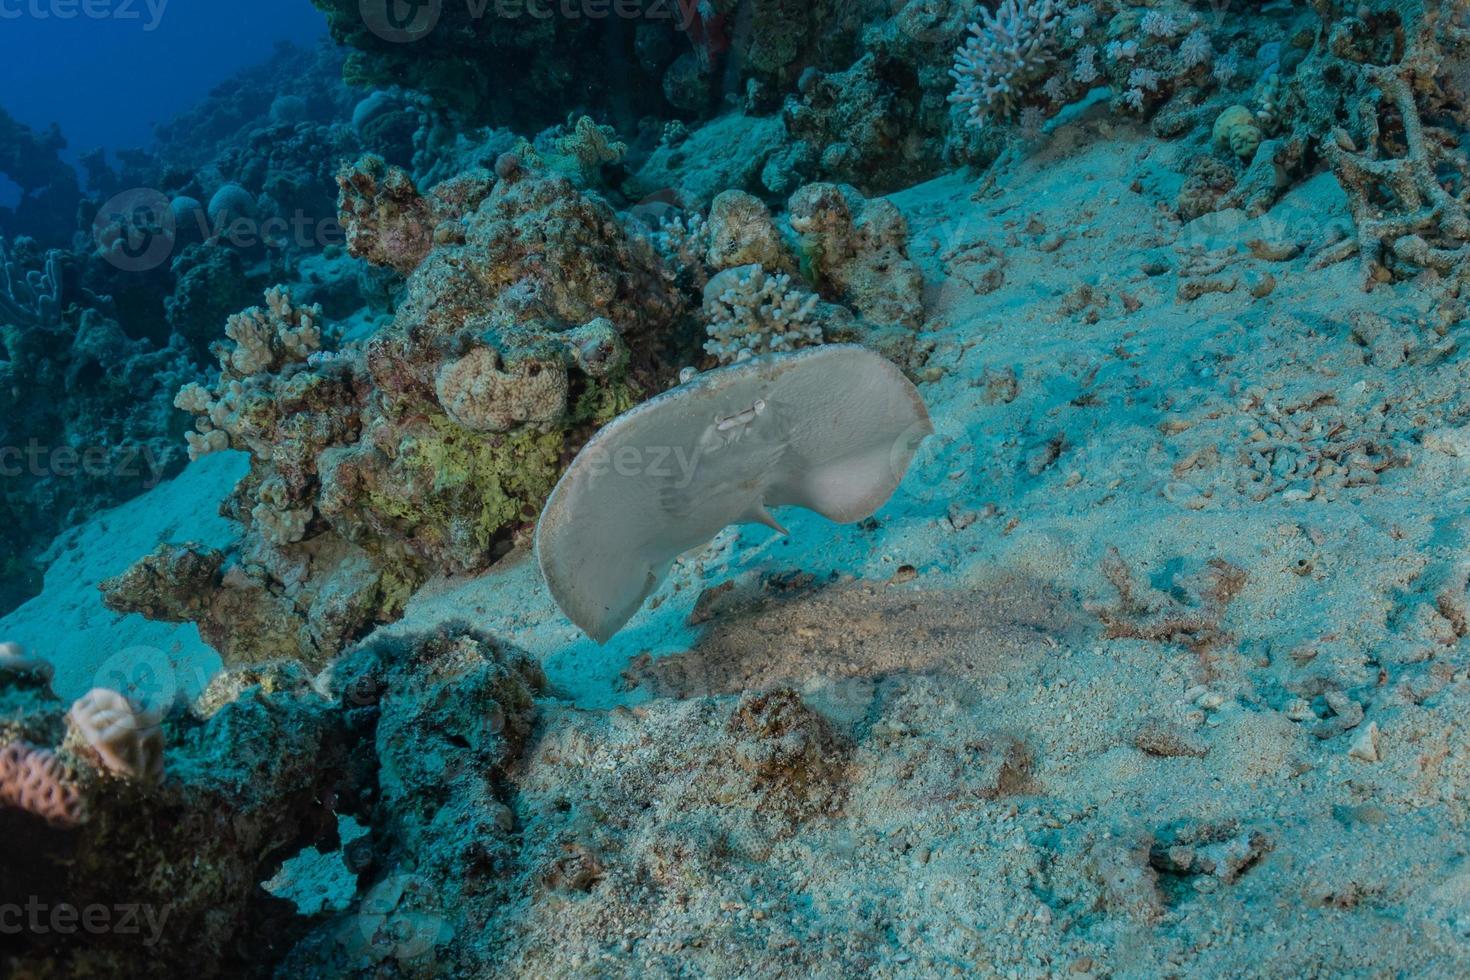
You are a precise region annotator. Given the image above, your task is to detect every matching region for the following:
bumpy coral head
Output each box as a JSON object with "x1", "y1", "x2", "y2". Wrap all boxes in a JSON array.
[{"x1": 66, "y1": 688, "x2": 166, "y2": 785}]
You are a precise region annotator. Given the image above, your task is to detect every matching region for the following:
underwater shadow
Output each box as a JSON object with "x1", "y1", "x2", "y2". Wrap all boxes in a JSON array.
[{"x1": 627, "y1": 571, "x2": 1090, "y2": 699}]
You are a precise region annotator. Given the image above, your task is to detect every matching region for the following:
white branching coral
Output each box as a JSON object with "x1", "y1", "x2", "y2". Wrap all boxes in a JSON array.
[
  {"x1": 1074, "y1": 46, "x2": 1100, "y2": 84},
  {"x1": 1213, "y1": 53, "x2": 1239, "y2": 85},
  {"x1": 1140, "y1": 10, "x2": 1181, "y2": 39},
  {"x1": 644, "y1": 211, "x2": 712, "y2": 292},
  {"x1": 1129, "y1": 67, "x2": 1162, "y2": 92},
  {"x1": 702, "y1": 265, "x2": 823, "y2": 365},
  {"x1": 1178, "y1": 29, "x2": 1213, "y2": 68},
  {"x1": 221, "y1": 286, "x2": 322, "y2": 377},
  {"x1": 948, "y1": 0, "x2": 1062, "y2": 128},
  {"x1": 176, "y1": 286, "x2": 324, "y2": 461}
]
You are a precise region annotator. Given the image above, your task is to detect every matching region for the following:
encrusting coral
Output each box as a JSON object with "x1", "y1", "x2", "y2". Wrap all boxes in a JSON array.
[{"x1": 787, "y1": 182, "x2": 926, "y2": 330}]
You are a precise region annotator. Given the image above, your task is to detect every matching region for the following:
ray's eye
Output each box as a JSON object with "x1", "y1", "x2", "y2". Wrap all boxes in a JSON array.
[{"x1": 716, "y1": 399, "x2": 767, "y2": 432}]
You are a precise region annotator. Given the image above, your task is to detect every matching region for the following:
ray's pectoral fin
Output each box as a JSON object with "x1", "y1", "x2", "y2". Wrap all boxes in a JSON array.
[{"x1": 768, "y1": 443, "x2": 912, "y2": 525}]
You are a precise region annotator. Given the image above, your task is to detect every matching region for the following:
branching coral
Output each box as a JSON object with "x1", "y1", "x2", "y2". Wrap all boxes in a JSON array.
[
  {"x1": 701, "y1": 264, "x2": 823, "y2": 364},
  {"x1": 948, "y1": 0, "x2": 1062, "y2": 128},
  {"x1": 1317, "y1": 64, "x2": 1470, "y2": 288},
  {"x1": 175, "y1": 286, "x2": 324, "y2": 461}
]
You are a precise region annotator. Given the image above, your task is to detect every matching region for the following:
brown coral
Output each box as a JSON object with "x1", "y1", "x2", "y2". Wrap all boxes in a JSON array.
[
  {"x1": 787, "y1": 182, "x2": 926, "y2": 329},
  {"x1": 0, "y1": 740, "x2": 84, "y2": 827},
  {"x1": 336, "y1": 154, "x2": 436, "y2": 274}
]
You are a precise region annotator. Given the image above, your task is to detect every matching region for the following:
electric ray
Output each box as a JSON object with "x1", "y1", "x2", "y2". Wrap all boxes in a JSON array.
[{"x1": 536, "y1": 344, "x2": 934, "y2": 642}]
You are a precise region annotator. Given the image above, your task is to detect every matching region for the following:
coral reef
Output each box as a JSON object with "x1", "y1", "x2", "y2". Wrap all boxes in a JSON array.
[
  {"x1": 103, "y1": 160, "x2": 684, "y2": 666},
  {"x1": 0, "y1": 623, "x2": 543, "y2": 977},
  {"x1": 0, "y1": 237, "x2": 194, "y2": 614}
]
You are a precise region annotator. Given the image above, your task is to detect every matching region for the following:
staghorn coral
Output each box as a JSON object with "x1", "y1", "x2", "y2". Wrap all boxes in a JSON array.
[
  {"x1": 0, "y1": 106, "x2": 80, "y2": 245},
  {"x1": 1317, "y1": 63, "x2": 1470, "y2": 288},
  {"x1": 948, "y1": 0, "x2": 1062, "y2": 129},
  {"x1": 66, "y1": 688, "x2": 165, "y2": 785},
  {"x1": 701, "y1": 264, "x2": 823, "y2": 364}
]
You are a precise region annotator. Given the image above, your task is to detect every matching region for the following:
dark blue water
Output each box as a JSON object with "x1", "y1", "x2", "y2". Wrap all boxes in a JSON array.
[{"x1": 0, "y1": 0, "x2": 325, "y2": 172}]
